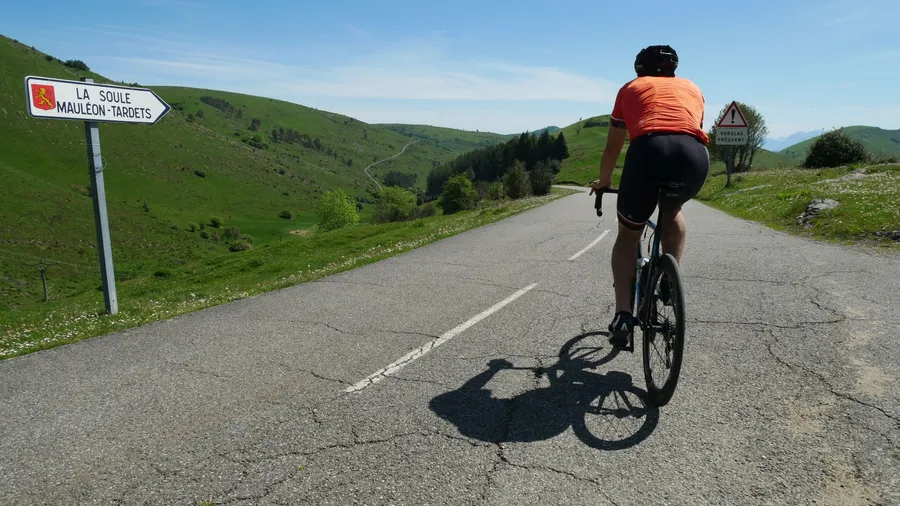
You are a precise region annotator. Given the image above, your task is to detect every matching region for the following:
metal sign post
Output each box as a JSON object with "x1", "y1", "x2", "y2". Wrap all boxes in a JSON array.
[
  {"x1": 25, "y1": 75, "x2": 170, "y2": 315},
  {"x1": 82, "y1": 78, "x2": 118, "y2": 314},
  {"x1": 715, "y1": 101, "x2": 750, "y2": 187}
]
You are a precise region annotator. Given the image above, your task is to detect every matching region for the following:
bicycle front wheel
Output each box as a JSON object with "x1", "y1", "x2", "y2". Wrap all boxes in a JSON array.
[{"x1": 641, "y1": 253, "x2": 685, "y2": 406}]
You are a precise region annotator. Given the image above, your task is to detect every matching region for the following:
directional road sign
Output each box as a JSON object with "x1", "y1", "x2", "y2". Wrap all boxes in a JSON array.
[
  {"x1": 25, "y1": 76, "x2": 170, "y2": 125},
  {"x1": 23, "y1": 75, "x2": 172, "y2": 315}
]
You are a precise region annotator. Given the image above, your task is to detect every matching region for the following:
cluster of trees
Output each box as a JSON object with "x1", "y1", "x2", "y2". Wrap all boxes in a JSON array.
[
  {"x1": 63, "y1": 59, "x2": 89, "y2": 71},
  {"x1": 425, "y1": 129, "x2": 569, "y2": 198},
  {"x1": 269, "y1": 127, "x2": 336, "y2": 156},
  {"x1": 383, "y1": 171, "x2": 417, "y2": 190},
  {"x1": 200, "y1": 96, "x2": 243, "y2": 118}
]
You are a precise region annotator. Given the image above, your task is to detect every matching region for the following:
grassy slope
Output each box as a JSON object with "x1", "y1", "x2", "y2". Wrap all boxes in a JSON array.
[
  {"x1": 696, "y1": 164, "x2": 900, "y2": 247},
  {"x1": 553, "y1": 115, "x2": 794, "y2": 186},
  {"x1": 1, "y1": 189, "x2": 577, "y2": 359},
  {"x1": 0, "y1": 34, "x2": 518, "y2": 311},
  {"x1": 780, "y1": 126, "x2": 900, "y2": 162},
  {"x1": 376, "y1": 124, "x2": 513, "y2": 157},
  {"x1": 554, "y1": 116, "x2": 627, "y2": 186}
]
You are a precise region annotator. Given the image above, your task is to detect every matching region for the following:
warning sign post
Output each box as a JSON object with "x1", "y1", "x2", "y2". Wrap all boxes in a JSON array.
[
  {"x1": 24, "y1": 76, "x2": 171, "y2": 315},
  {"x1": 715, "y1": 101, "x2": 750, "y2": 187}
]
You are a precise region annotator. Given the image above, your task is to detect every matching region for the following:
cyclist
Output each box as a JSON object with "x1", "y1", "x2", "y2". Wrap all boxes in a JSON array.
[{"x1": 589, "y1": 45, "x2": 710, "y2": 348}]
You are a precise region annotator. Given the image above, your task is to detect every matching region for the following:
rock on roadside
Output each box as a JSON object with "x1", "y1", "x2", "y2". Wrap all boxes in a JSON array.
[{"x1": 797, "y1": 199, "x2": 839, "y2": 227}]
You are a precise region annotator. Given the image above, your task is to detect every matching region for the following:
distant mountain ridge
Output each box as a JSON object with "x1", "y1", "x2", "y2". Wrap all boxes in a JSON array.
[
  {"x1": 506, "y1": 126, "x2": 561, "y2": 136},
  {"x1": 763, "y1": 130, "x2": 825, "y2": 152},
  {"x1": 779, "y1": 126, "x2": 900, "y2": 162}
]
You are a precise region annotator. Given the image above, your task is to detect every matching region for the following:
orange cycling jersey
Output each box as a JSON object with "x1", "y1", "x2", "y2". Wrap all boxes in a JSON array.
[{"x1": 610, "y1": 76, "x2": 709, "y2": 145}]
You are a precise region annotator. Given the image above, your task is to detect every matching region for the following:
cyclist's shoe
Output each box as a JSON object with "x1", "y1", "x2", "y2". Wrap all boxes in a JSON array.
[{"x1": 607, "y1": 311, "x2": 635, "y2": 348}]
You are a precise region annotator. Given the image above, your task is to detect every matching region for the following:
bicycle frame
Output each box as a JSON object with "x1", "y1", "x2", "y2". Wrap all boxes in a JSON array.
[{"x1": 634, "y1": 217, "x2": 661, "y2": 321}]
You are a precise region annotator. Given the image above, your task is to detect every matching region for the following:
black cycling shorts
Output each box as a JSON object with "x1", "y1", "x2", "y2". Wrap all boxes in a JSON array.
[{"x1": 617, "y1": 132, "x2": 710, "y2": 230}]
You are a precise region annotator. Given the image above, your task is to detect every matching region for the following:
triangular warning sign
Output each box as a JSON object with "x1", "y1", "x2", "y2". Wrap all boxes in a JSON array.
[{"x1": 716, "y1": 101, "x2": 748, "y2": 128}]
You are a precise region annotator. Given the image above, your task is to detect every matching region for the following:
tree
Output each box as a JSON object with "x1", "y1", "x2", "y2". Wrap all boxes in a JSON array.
[
  {"x1": 803, "y1": 128, "x2": 870, "y2": 168},
  {"x1": 554, "y1": 131, "x2": 570, "y2": 160},
  {"x1": 533, "y1": 129, "x2": 553, "y2": 169},
  {"x1": 488, "y1": 182, "x2": 505, "y2": 200},
  {"x1": 384, "y1": 171, "x2": 417, "y2": 189},
  {"x1": 440, "y1": 174, "x2": 478, "y2": 214},
  {"x1": 503, "y1": 160, "x2": 531, "y2": 199},
  {"x1": 374, "y1": 186, "x2": 417, "y2": 223},
  {"x1": 316, "y1": 190, "x2": 360, "y2": 231},
  {"x1": 530, "y1": 159, "x2": 555, "y2": 195},
  {"x1": 707, "y1": 102, "x2": 769, "y2": 186}
]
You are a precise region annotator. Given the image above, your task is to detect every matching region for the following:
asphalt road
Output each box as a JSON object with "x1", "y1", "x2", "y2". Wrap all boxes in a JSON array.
[{"x1": 2, "y1": 188, "x2": 899, "y2": 505}]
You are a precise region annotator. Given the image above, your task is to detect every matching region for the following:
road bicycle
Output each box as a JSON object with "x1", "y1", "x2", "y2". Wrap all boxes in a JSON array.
[{"x1": 593, "y1": 187, "x2": 685, "y2": 407}]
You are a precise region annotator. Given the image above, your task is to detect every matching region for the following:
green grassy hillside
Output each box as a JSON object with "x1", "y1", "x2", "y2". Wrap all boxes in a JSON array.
[
  {"x1": 0, "y1": 35, "x2": 495, "y2": 311},
  {"x1": 377, "y1": 124, "x2": 513, "y2": 156},
  {"x1": 554, "y1": 115, "x2": 795, "y2": 186},
  {"x1": 780, "y1": 126, "x2": 900, "y2": 162}
]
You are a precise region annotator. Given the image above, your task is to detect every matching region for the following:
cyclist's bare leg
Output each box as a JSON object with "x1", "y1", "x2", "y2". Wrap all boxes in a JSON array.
[
  {"x1": 612, "y1": 221, "x2": 643, "y2": 313},
  {"x1": 661, "y1": 207, "x2": 686, "y2": 264}
]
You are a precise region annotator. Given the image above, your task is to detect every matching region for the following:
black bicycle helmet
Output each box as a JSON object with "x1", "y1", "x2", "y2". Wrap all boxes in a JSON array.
[{"x1": 634, "y1": 45, "x2": 678, "y2": 77}]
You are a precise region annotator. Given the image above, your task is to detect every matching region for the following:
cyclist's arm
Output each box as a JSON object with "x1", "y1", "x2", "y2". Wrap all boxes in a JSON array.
[{"x1": 597, "y1": 124, "x2": 627, "y2": 187}]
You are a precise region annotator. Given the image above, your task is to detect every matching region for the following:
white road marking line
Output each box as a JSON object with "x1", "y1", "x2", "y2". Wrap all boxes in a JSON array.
[
  {"x1": 568, "y1": 230, "x2": 610, "y2": 261},
  {"x1": 345, "y1": 283, "x2": 539, "y2": 393}
]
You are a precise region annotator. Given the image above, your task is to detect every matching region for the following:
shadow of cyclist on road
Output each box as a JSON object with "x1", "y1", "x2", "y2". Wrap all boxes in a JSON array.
[{"x1": 429, "y1": 331, "x2": 659, "y2": 451}]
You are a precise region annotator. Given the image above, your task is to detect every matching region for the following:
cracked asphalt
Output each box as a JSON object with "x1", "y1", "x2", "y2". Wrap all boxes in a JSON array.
[{"x1": 2, "y1": 188, "x2": 899, "y2": 505}]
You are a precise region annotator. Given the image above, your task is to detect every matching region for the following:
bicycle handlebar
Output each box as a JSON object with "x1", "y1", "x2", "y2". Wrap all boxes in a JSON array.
[{"x1": 592, "y1": 187, "x2": 619, "y2": 217}]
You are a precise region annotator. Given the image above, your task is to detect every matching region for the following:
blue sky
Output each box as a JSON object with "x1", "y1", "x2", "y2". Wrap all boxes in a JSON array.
[{"x1": 2, "y1": 0, "x2": 898, "y2": 138}]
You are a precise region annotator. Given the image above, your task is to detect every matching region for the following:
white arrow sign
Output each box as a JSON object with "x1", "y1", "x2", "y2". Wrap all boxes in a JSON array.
[{"x1": 25, "y1": 76, "x2": 170, "y2": 125}]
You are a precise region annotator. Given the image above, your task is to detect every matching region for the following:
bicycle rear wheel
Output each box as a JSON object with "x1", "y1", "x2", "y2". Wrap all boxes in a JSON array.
[{"x1": 641, "y1": 253, "x2": 685, "y2": 406}]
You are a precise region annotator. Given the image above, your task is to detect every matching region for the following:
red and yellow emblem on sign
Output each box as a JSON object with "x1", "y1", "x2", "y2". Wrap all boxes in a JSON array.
[{"x1": 31, "y1": 83, "x2": 56, "y2": 111}]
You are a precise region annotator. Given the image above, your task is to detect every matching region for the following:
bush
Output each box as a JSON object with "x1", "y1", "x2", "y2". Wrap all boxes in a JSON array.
[
  {"x1": 228, "y1": 240, "x2": 252, "y2": 252},
  {"x1": 488, "y1": 182, "x2": 506, "y2": 200},
  {"x1": 153, "y1": 269, "x2": 172, "y2": 279},
  {"x1": 279, "y1": 210, "x2": 294, "y2": 220},
  {"x1": 63, "y1": 59, "x2": 90, "y2": 71},
  {"x1": 223, "y1": 226, "x2": 243, "y2": 242},
  {"x1": 530, "y1": 160, "x2": 556, "y2": 196},
  {"x1": 439, "y1": 174, "x2": 479, "y2": 214},
  {"x1": 209, "y1": 216, "x2": 224, "y2": 228},
  {"x1": 804, "y1": 128, "x2": 870, "y2": 168},
  {"x1": 583, "y1": 117, "x2": 609, "y2": 128},
  {"x1": 476, "y1": 181, "x2": 491, "y2": 200},
  {"x1": 503, "y1": 161, "x2": 532, "y2": 199},
  {"x1": 374, "y1": 186, "x2": 417, "y2": 223},
  {"x1": 188, "y1": 222, "x2": 199, "y2": 232},
  {"x1": 416, "y1": 201, "x2": 438, "y2": 218},
  {"x1": 194, "y1": 169, "x2": 206, "y2": 178},
  {"x1": 316, "y1": 189, "x2": 360, "y2": 231}
]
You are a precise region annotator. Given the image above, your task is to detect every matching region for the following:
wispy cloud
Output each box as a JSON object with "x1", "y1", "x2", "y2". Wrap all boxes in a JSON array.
[
  {"x1": 135, "y1": 0, "x2": 207, "y2": 8},
  {"x1": 106, "y1": 47, "x2": 618, "y2": 103},
  {"x1": 822, "y1": 6, "x2": 873, "y2": 26}
]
